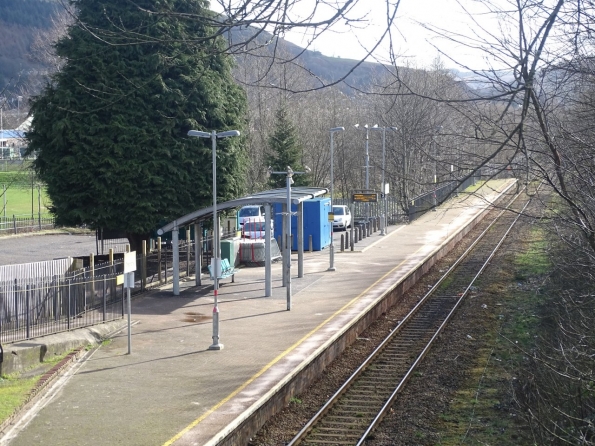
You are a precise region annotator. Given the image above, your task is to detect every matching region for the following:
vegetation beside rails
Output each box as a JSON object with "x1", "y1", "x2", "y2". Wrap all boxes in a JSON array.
[
  {"x1": 436, "y1": 226, "x2": 552, "y2": 445},
  {"x1": 0, "y1": 339, "x2": 112, "y2": 426},
  {"x1": 0, "y1": 351, "x2": 71, "y2": 425}
]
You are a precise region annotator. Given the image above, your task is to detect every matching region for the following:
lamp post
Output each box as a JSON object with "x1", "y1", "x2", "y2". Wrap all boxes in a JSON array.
[
  {"x1": 268, "y1": 165, "x2": 310, "y2": 310},
  {"x1": 432, "y1": 125, "x2": 442, "y2": 211},
  {"x1": 371, "y1": 126, "x2": 397, "y2": 235},
  {"x1": 354, "y1": 124, "x2": 376, "y2": 221},
  {"x1": 328, "y1": 127, "x2": 344, "y2": 271},
  {"x1": 188, "y1": 128, "x2": 240, "y2": 351}
]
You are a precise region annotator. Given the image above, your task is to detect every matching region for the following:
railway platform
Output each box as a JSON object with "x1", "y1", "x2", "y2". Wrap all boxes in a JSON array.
[{"x1": 0, "y1": 179, "x2": 516, "y2": 446}]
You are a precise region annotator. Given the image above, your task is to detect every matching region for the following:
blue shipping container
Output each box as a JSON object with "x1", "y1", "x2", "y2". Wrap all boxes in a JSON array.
[{"x1": 273, "y1": 198, "x2": 332, "y2": 251}]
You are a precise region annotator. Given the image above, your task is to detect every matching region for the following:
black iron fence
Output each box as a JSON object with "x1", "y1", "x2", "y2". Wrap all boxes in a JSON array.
[
  {"x1": 0, "y1": 273, "x2": 124, "y2": 344},
  {"x1": 333, "y1": 196, "x2": 407, "y2": 225}
]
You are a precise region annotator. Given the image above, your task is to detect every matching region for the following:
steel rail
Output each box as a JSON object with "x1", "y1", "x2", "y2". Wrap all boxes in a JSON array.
[{"x1": 289, "y1": 188, "x2": 533, "y2": 446}]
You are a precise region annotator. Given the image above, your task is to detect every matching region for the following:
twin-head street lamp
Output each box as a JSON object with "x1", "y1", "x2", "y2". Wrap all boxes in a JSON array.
[
  {"x1": 354, "y1": 123, "x2": 377, "y2": 222},
  {"x1": 188, "y1": 128, "x2": 240, "y2": 351},
  {"x1": 370, "y1": 126, "x2": 397, "y2": 235},
  {"x1": 328, "y1": 127, "x2": 344, "y2": 271}
]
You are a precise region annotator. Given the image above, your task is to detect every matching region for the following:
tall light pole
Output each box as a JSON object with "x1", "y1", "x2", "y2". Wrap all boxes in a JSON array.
[
  {"x1": 355, "y1": 124, "x2": 376, "y2": 221},
  {"x1": 432, "y1": 125, "x2": 442, "y2": 211},
  {"x1": 268, "y1": 165, "x2": 309, "y2": 310},
  {"x1": 371, "y1": 126, "x2": 397, "y2": 235},
  {"x1": 328, "y1": 127, "x2": 344, "y2": 271},
  {"x1": 188, "y1": 128, "x2": 240, "y2": 351}
]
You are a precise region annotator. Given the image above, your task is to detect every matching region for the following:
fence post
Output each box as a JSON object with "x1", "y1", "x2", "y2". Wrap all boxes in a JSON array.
[
  {"x1": 13, "y1": 215, "x2": 16, "y2": 234},
  {"x1": 67, "y1": 279, "x2": 71, "y2": 330},
  {"x1": 90, "y1": 252, "x2": 95, "y2": 301},
  {"x1": 26, "y1": 285, "x2": 31, "y2": 340},
  {"x1": 157, "y1": 237, "x2": 162, "y2": 284},
  {"x1": 37, "y1": 185, "x2": 41, "y2": 230},
  {"x1": 14, "y1": 279, "x2": 19, "y2": 330},
  {"x1": 141, "y1": 240, "x2": 147, "y2": 291},
  {"x1": 103, "y1": 276, "x2": 107, "y2": 321},
  {"x1": 186, "y1": 228, "x2": 191, "y2": 277},
  {"x1": 194, "y1": 223, "x2": 205, "y2": 286},
  {"x1": 53, "y1": 275, "x2": 59, "y2": 321},
  {"x1": 109, "y1": 248, "x2": 114, "y2": 274}
]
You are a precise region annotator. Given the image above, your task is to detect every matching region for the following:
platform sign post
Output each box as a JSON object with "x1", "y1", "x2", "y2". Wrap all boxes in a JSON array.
[{"x1": 123, "y1": 251, "x2": 137, "y2": 354}]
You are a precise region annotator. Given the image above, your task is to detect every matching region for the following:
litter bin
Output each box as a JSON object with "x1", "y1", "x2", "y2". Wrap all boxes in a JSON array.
[{"x1": 220, "y1": 239, "x2": 238, "y2": 267}]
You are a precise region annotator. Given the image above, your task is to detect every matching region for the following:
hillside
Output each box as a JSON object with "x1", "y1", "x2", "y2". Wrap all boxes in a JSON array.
[
  {"x1": 0, "y1": 0, "x2": 389, "y2": 94},
  {"x1": 0, "y1": 0, "x2": 60, "y2": 89}
]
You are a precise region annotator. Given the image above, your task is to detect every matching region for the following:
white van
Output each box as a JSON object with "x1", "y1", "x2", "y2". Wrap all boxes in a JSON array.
[{"x1": 237, "y1": 205, "x2": 266, "y2": 227}]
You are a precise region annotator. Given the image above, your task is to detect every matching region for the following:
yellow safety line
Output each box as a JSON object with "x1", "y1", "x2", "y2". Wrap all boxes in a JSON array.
[{"x1": 164, "y1": 245, "x2": 425, "y2": 446}]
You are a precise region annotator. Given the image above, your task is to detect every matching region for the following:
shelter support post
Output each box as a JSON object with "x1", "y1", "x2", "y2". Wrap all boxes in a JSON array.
[
  {"x1": 298, "y1": 202, "x2": 304, "y2": 278},
  {"x1": 172, "y1": 223, "x2": 180, "y2": 296},
  {"x1": 195, "y1": 222, "x2": 201, "y2": 286},
  {"x1": 282, "y1": 202, "x2": 287, "y2": 288},
  {"x1": 265, "y1": 204, "x2": 272, "y2": 296}
]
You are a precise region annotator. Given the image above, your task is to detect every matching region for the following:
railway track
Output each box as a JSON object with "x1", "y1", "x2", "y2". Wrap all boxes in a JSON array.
[{"x1": 288, "y1": 189, "x2": 534, "y2": 446}]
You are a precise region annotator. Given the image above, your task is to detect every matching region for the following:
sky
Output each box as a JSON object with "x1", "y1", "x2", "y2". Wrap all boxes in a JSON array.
[{"x1": 235, "y1": 0, "x2": 505, "y2": 70}]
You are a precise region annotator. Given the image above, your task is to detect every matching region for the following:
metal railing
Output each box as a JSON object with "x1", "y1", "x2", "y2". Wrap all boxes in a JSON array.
[
  {"x1": 408, "y1": 174, "x2": 481, "y2": 222},
  {"x1": 0, "y1": 214, "x2": 55, "y2": 235},
  {"x1": 0, "y1": 226, "x2": 278, "y2": 344},
  {"x1": 0, "y1": 273, "x2": 124, "y2": 344},
  {"x1": 333, "y1": 196, "x2": 406, "y2": 225}
]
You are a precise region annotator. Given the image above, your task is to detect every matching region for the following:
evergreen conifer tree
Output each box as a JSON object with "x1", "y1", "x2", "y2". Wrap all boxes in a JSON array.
[
  {"x1": 266, "y1": 105, "x2": 309, "y2": 188},
  {"x1": 26, "y1": 0, "x2": 247, "y2": 250}
]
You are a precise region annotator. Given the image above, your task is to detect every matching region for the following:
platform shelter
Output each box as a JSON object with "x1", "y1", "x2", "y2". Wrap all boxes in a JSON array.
[{"x1": 156, "y1": 186, "x2": 328, "y2": 296}]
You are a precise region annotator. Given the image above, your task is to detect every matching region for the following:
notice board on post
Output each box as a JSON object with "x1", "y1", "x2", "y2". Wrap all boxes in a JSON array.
[{"x1": 352, "y1": 191, "x2": 378, "y2": 203}]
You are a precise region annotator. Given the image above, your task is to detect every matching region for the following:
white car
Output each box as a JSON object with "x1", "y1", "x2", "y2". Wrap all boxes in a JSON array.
[
  {"x1": 332, "y1": 205, "x2": 351, "y2": 231},
  {"x1": 241, "y1": 220, "x2": 273, "y2": 239},
  {"x1": 237, "y1": 205, "x2": 266, "y2": 227}
]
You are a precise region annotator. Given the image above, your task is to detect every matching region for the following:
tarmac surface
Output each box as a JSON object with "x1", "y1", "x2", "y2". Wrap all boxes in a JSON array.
[
  {"x1": 0, "y1": 179, "x2": 515, "y2": 446},
  {"x1": 0, "y1": 232, "x2": 97, "y2": 265}
]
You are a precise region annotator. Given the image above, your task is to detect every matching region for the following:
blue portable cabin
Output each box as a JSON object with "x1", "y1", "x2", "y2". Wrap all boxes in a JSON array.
[{"x1": 273, "y1": 198, "x2": 332, "y2": 251}]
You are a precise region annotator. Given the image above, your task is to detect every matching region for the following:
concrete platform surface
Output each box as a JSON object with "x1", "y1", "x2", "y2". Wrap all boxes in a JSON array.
[{"x1": 0, "y1": 180, "x2": 516, "y2": 446}]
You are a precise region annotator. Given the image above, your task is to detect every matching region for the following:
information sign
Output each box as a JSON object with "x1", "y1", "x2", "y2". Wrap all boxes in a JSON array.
[
  {"x1": 124, "y1": 251, "x2": 137, "y2": 273},
  {"x1": 352, "y1": 192, "x2": 378, "y2": 203}
]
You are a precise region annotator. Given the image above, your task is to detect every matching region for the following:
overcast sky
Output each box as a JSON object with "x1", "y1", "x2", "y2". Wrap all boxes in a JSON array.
[{"x1": 266, "y1": 0, "x2": 504, "y2": 70}]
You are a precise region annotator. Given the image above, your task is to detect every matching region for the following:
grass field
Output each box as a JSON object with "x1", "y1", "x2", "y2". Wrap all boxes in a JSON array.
[{"x1": 0, "y1": 185, "x2": 51, "y2": 217}]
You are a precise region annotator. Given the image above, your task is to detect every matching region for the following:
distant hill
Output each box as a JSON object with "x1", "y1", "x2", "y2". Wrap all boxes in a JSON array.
[
  {"x1": 0, "y1": 0, "x2": 60, "y2": 89},
  {"x1": 0, "y1": 0, "x2": 390, "y2": 94}
]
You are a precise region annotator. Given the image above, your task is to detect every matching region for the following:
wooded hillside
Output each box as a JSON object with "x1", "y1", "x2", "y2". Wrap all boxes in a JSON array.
[{"x1": 0, "y1": 0, "x2": 59, "y2": 90}]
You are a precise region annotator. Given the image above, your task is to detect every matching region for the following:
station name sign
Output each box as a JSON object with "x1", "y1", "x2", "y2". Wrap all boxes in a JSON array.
[{"x1": 352, "y1": 191, "x2": 378, "y2": 203}]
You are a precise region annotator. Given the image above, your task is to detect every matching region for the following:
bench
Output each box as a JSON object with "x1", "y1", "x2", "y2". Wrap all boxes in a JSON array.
[{"x1": 208, "y1": 258, "x2": 237, "y2": 283}]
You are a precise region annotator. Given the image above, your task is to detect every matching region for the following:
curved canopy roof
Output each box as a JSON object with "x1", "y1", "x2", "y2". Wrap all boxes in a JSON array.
[{"x1": 157, "y1": 186, "x2": 328, "y2": 235}]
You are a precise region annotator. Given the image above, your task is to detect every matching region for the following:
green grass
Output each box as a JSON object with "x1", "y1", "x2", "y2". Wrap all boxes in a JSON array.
[
  {"x1": 0, "y1": 350, "x2": 74, "y2": 424},
  {"x1": 514, "y1": 228, "x2": 550, "y2": 279},
  {"x1": 0, "y1": 375, "x2": 41, "y2": 422},
  {"x1": 435, "y1": 225, "x2": 551, "y2": 446},
  {"x1": 464, "y1": 180, "x2": 486, "y2": 193},
  {"x1": 0, "y1": 185, "x2": 51, "y2": 216}
]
